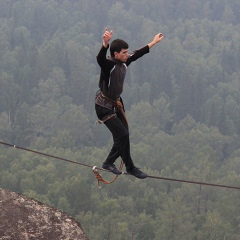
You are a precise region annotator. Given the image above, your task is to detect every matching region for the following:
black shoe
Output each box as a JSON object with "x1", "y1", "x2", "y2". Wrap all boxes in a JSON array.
[
  {"x1": 127, "y1": 167, "x2": 147, "y2": 179},
  {"x1": 102, "y1": 163, "x2": 122, "y2": 175}
]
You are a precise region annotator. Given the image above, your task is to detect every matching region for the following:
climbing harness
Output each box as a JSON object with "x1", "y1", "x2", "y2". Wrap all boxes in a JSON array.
[
  {"x1": 96, "y1": 113, "x2": 116, "y2": 124},
  {"x1": 95, "y1": 91, "x2": 128, "y2": 126}
]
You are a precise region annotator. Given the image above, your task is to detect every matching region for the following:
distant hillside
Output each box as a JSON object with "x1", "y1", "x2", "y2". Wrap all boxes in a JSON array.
[{"x1": 0, "y1": 188, "x2": 89, "y2": 240}]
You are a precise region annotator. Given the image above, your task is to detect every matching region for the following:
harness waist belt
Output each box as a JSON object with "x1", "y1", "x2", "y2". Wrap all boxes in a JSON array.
[{"x1": 95, "y1": 91, "x2": 119, "y2": 109}]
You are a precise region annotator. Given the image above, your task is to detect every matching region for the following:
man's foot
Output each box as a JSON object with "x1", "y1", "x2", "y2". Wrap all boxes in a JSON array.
[
  {"x1": 102, "y1": 163, "x2": 122, "y2": 175},
  {"x1": 127, "y1": 167, "x2": 147, "y2": 179}
]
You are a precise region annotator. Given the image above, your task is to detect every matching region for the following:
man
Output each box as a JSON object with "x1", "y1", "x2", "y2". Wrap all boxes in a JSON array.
[{"x1": 95, "y1": 28, "x2": 164, "y2": 179}]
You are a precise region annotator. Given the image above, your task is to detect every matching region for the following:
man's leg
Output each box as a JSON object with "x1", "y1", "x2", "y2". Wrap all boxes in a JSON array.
[
  {"x1": 96, "y1": 104, "x2": 147, "y2": 178},
  {"x1": 104, "y1": 115, "x2": 134, "y2": 171},
  {"x1": 105, "y1": 112, "x2": 147, "y2": 178}
]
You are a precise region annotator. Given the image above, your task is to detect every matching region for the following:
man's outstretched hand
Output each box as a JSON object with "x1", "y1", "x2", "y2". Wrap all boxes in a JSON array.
[{"x1": 148, "y1": 33, "x2": 164, "y2": 48}]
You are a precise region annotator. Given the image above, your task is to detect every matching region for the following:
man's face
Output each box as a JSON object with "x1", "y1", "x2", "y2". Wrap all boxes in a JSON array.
[{"x1": 114, "y1": 49, "x2": 129, "y2": 62}]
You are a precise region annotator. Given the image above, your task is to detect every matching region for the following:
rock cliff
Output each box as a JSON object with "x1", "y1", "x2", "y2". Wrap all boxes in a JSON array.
[{"x1": 0, "y1": 188, "x2": 89, "y2": 240}]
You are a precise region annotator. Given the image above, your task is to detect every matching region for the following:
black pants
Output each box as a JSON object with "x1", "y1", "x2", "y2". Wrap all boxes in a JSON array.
[{"x1": 95, "y1": 104, "x2": 134, "y2": 171}]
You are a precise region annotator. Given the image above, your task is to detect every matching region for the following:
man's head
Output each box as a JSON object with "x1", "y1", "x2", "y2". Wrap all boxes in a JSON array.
[{"x1": 110, "y1": 39, "x2": 129, "y2": 62}]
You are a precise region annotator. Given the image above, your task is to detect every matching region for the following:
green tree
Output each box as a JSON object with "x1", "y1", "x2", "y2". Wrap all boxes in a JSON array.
[
  {"x1": 154, "y1": 196, "x2": 195, "y2": 240},
  {"x1": 197, "y1": 210, "x2": 234, "y2": 240}
]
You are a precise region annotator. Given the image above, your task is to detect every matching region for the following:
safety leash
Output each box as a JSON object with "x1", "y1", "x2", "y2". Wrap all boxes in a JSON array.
[
  {"x1": 116, "y1": 100, "x2": 128, "y2": 126},
  {"x1": 92, "y1": 161, "x2": 124, "y2": 188}
]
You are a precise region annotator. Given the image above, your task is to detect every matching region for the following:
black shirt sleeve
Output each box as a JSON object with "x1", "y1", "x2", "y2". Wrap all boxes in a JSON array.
[
  {"x1": 96, "y1": 45, "x2": 115, "y2": 92},
  {"x1": 126, "y1": 45, "x2": 150, "y2": 66},
  {"x1": 96, "y1": 45, "x2": 115, "y2": 71}
]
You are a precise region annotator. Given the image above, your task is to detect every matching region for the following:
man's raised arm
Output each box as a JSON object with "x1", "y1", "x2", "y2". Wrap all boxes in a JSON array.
[{"x1": 102, "y1": 28, "x2": 113, "y2": 48}]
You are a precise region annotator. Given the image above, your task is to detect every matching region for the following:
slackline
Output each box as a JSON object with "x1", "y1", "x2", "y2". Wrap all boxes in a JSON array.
[{"x1": 0, "y1": 141, "x2": 240, "y2": 190}]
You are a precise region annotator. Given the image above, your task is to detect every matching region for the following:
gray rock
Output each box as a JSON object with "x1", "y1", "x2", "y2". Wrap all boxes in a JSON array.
[{"x1": 0, "y1": 188, "x2": 89, "y2": 240}]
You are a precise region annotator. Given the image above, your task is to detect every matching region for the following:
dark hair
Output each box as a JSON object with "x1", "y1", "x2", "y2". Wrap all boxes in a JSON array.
[{"x1": 110, "y1": 39, "x2": 129, "y2": 57}]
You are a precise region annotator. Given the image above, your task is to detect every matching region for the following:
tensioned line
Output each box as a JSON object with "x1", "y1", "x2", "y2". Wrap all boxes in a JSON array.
[{"x1": 0, "y1": 141, "x2": 240, "y2": 190}]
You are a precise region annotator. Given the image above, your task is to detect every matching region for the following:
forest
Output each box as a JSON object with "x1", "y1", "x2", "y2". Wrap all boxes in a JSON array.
[{"x1": 0, "y1": 0, "x2": 240, "y2": 239}]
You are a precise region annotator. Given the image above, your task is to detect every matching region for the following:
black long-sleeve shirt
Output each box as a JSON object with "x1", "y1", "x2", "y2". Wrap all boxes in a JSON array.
[{"x1": 96, "y1": 44, "x2": 149, "y2": 101}]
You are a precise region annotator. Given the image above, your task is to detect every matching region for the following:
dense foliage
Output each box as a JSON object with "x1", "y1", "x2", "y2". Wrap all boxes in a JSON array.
[{"x1": 0, "y1": 0, "x2": 240, "y2": 239}]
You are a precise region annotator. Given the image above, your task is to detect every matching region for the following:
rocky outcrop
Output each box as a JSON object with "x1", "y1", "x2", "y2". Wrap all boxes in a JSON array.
[{"x1": 0, "y1": 188, "x2": 89, "y2": 240}]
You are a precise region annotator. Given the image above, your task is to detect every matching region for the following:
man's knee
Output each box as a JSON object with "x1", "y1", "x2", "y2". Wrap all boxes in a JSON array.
[{"x1": 119, "y1": 130, "x2": 129, "y2": 139}]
